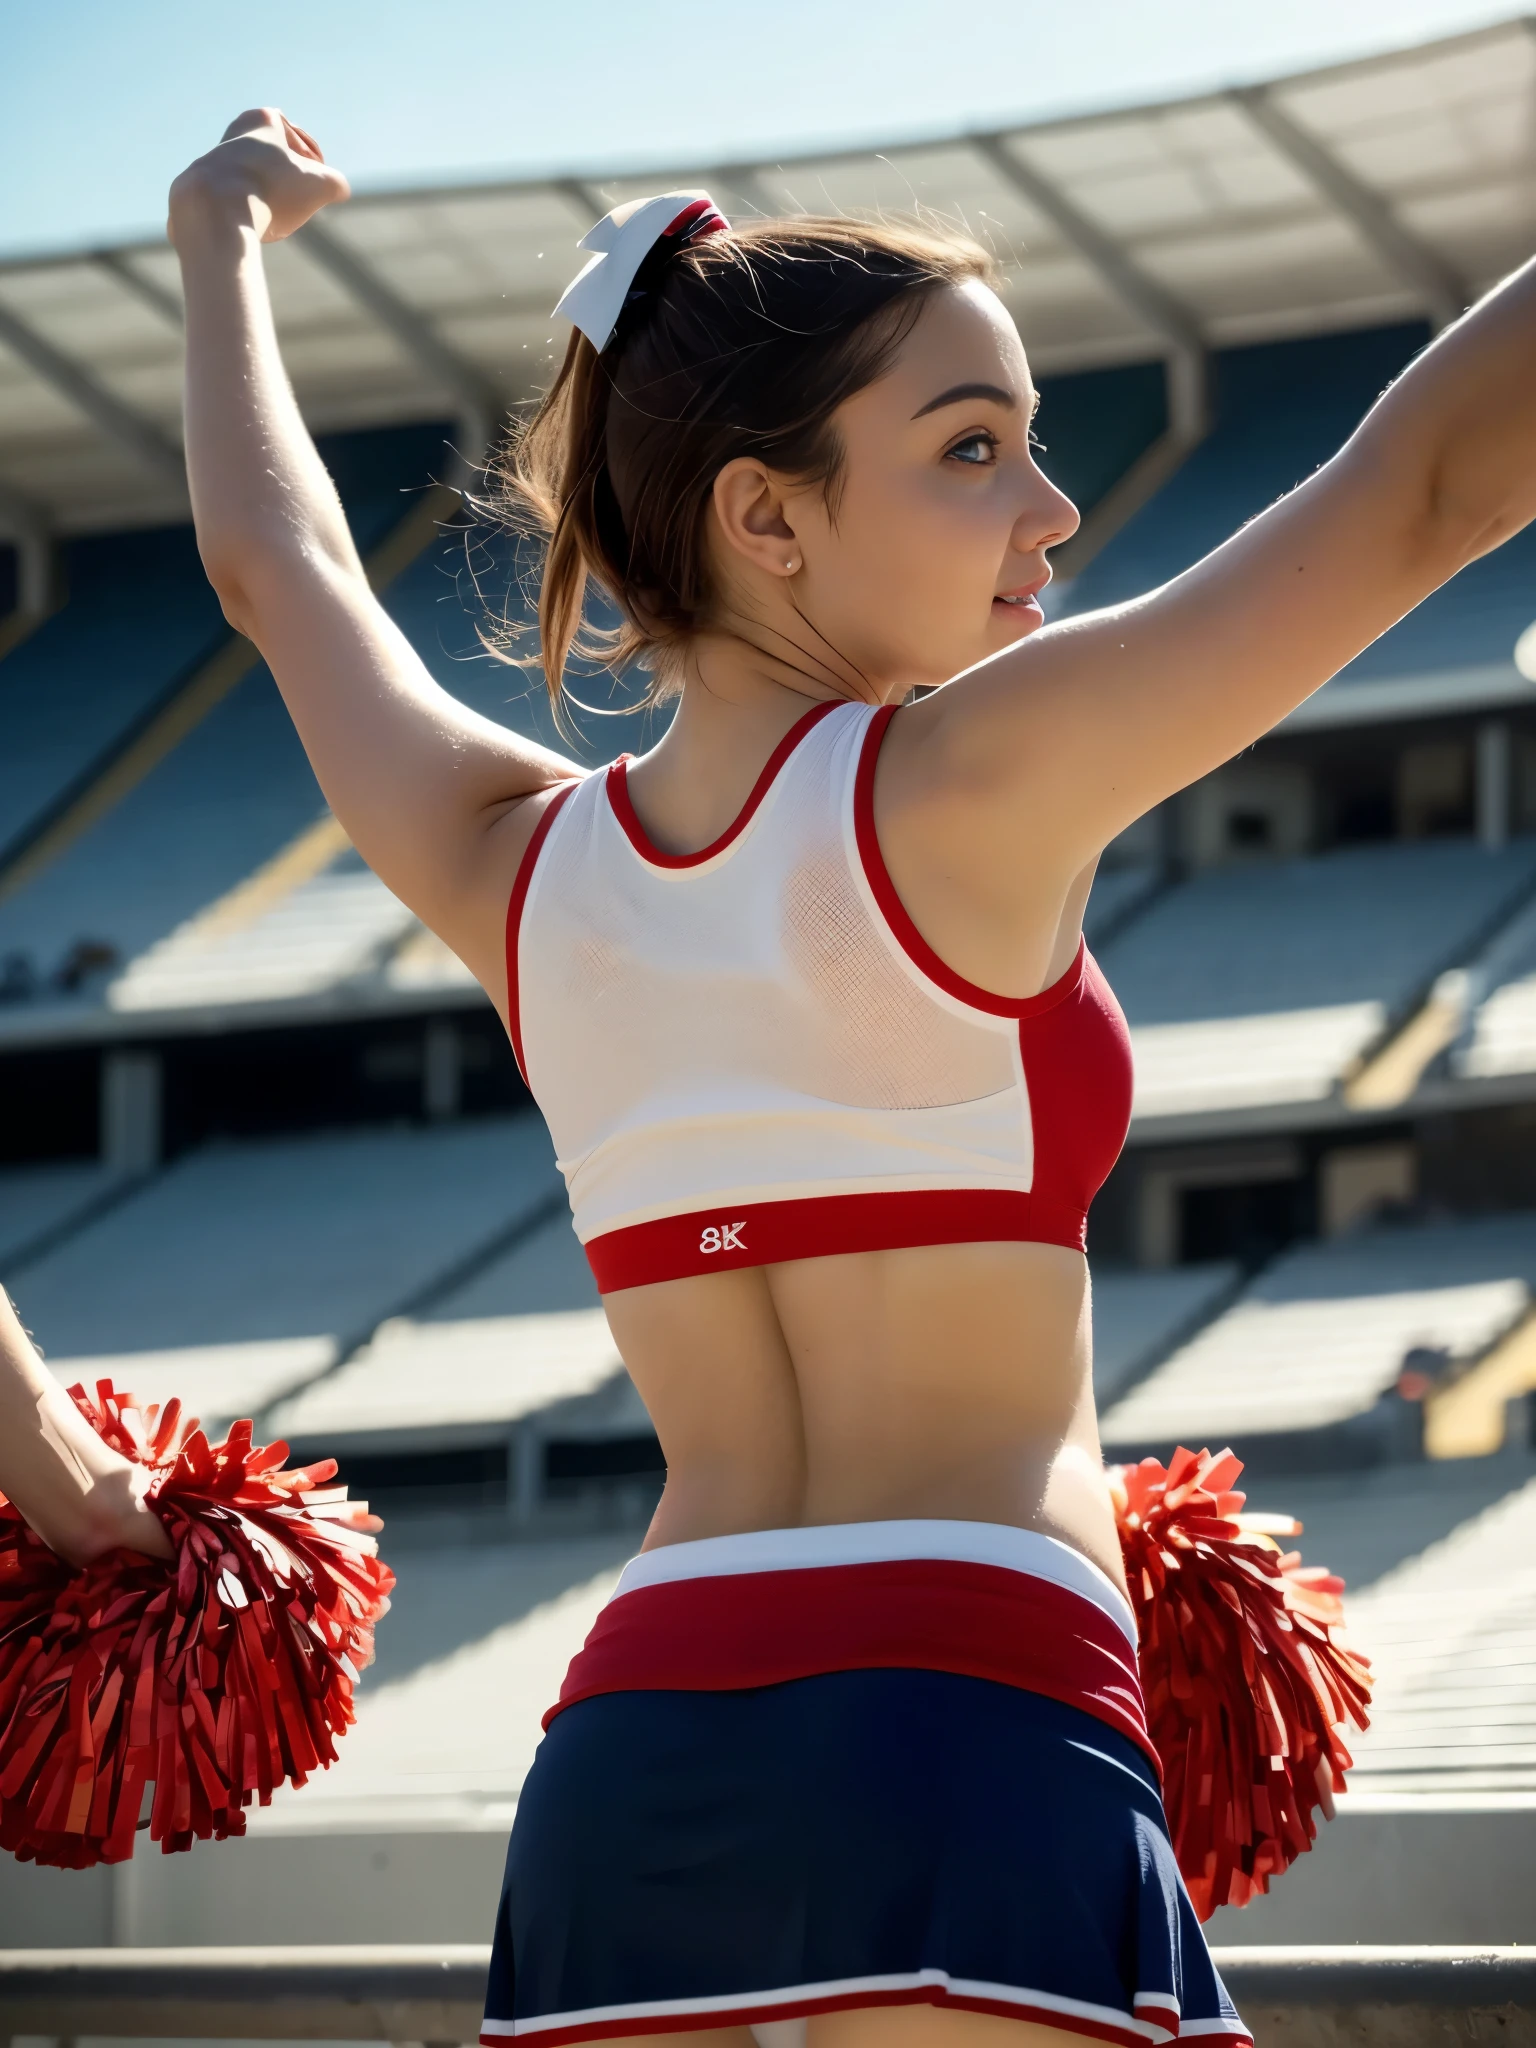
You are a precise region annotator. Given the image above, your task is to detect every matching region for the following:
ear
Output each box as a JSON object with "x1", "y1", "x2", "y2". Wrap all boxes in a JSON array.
[{"x1": 710, "y1": 458, "x2": 801, "y2": 581}]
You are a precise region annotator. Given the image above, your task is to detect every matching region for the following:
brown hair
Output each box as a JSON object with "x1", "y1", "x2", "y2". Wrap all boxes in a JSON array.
[{"x1": 485, "y1": 214, "x2": 997, "y2": 710}]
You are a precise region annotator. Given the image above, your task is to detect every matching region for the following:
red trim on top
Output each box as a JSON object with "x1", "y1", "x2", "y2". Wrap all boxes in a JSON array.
[
  {"x1": 505, "y1": 781, "x2": 579, "y2": 1087},
  {"x1": 544, "y1": 1556, "x2": 1158, "y2": 1773},
  {"x1": 854, "y1": 703, "x2": 1086, "y2": 1018},
  {"x1": 606, "y1": 700, "x2": 840, "y2": 870},
  {"x1": 585, "y1": 1186, "x2": 1086, "y2": 1291}
]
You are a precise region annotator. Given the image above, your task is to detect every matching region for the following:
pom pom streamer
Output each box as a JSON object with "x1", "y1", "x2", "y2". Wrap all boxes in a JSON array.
[
  {"x1": 1110, "y1": 1445, "x2": 1373, "y2": 1920},
  {"x1": 0, "y1": 1381, "x2": 393, "y2": 1867}
]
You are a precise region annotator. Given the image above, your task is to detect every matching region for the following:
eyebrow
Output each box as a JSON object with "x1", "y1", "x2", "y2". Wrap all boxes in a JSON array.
[{"x1": 911, "y1": 381, "x2": 1020, "y2": 420}]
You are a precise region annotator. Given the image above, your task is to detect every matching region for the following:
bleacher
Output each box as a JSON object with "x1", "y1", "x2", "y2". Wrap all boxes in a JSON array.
[
  {"x1": 5, "y1": 1113, "x2": 563, "y2": 1429},
  {"x1": 0, "y1": 496, "x2": 659, "y2": 1034},
  {"x1": 1100, "y1": 1212, "x2": 1536, "y2": 1458},
  {"x1": 0, "y1": 526, "x2": 227, "y2": 867},
  {"x1": 0, "y1": 1157, "x2": 116, "y2": 1267},
  {"x1": 1333, "y1": 1469, "x2": 1536, "y2": 1798},
  {"x1": 1058, "y1": 321, "x2": 1536, "y2": 704},
  {"x1": 1453, "y1": 896, "x2": 1536, "y2": 1081},
  {"x1": 267, "y1": 1204, "x2": 654, "y2": 1512},
  {"x1": 1099, "y1": 838, "x2": 1536, "y2": 1120},
  {"x1": 1090, "y1": 1260, "x2": 1239, "y2": 1404}
]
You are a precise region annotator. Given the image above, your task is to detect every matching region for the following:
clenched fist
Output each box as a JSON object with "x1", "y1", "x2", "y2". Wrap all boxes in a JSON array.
[{"x1": 169, "y1": 107, "x2": 350, "y2": 246}]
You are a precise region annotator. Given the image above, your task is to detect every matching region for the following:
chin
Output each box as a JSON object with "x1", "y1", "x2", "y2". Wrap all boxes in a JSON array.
[{"x1": 988, "y1": 607, "x2": 1045, "y2": 651}]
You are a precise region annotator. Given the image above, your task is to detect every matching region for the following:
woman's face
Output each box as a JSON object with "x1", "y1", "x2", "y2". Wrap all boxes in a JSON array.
[{"x1": 782, "y1": 281, "x2": 1079, "y2": 696}]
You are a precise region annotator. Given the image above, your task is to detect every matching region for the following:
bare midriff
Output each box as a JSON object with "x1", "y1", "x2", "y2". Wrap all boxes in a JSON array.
[{"x1": 600, "y1": 1234, "x2": 1127, "y2": 1597}]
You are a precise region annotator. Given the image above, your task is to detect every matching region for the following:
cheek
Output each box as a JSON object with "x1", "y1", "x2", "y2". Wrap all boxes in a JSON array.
[{"x1": 847, "y1": 470, "x2": 995, "y2": 619}]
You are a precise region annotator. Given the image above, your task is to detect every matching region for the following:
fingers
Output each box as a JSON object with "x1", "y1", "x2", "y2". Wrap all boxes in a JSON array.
[
  {"x1": 220, "y1": 105, "x2": 283, "y2": 143},
  {"x1": 282, "y1": 115, "x2": 325, "y2": 162}
]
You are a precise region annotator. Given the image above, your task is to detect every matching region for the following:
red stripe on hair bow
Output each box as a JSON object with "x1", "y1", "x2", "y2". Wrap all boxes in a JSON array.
[{"x1": 554, "y1": 190, "x2": 729, "y2": 352}]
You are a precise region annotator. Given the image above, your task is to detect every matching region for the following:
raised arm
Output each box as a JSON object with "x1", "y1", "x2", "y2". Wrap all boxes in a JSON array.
[
  {"x1": 915, "y1": 254, "x2": 1536, "y2": 897},
  {"x1": 170, "y1": 110, "x2": 577, "y2": 1005},
  {"x1": 0, "y1": 1290, "x2": 171, "y2": 1565}
]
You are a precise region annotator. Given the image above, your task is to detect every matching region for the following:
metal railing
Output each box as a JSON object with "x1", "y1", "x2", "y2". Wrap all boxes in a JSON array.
[{"x1": 1, "y1": 1945, "x2": 1534, "y2": 2044}]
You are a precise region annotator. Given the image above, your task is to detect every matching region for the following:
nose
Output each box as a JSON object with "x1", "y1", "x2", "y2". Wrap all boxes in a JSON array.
[{"x1": 1015, "y1": 465, "x2": 1079, "y2": 556}]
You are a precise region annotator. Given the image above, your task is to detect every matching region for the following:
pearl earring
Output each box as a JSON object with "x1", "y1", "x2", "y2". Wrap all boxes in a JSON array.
[{"x1": 785, "y1": 558, "x2": 798, "y2": 572}]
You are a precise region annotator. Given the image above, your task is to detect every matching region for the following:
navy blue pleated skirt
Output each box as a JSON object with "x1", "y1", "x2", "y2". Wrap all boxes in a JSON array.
[{"x1": 481, "y1": 1672, "x2": 1247, "y2": 2047}]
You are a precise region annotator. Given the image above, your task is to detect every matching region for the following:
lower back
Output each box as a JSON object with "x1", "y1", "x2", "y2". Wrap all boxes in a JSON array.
[{"x1": 600, "y1": 1240, "x2": 1127, "y2": 1591}]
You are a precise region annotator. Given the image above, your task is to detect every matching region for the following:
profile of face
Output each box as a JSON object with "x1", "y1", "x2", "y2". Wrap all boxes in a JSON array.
[{"x1": 707, "y1": 281, "x2": 1080, "y2": 697}]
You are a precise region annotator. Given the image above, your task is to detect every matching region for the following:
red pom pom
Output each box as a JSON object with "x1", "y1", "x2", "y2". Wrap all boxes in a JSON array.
[
  {"x1": 0, "y1": 1380, "x2": 393, "y2": 1868},
  {"x1": 1110, "y1": 1445, "x2": 1373, "y2": 1920}
]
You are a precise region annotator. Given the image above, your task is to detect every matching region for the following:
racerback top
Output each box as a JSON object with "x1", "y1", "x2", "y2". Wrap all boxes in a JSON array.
[{"x1": 506, "y1": 699, "x2": 1134, "y2": 1293}]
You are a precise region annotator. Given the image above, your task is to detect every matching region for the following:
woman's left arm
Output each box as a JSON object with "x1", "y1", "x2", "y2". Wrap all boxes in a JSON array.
[
  {"x1": 171, "y1": 110, "x2": 578, "y2": 1007},
  {"x1": 921, "y1": 253, "x2": 1536, "y2": 878}
]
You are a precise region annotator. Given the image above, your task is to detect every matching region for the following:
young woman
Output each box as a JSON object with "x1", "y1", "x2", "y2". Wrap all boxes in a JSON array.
[{"x1": 5, "y1": 97, "x2": 1535, "y2": 2048}]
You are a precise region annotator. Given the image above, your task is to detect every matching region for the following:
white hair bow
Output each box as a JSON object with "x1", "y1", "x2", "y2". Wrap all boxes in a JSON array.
[{"x1": 553, "y1": 191, "x2": 729, "y2": 353}]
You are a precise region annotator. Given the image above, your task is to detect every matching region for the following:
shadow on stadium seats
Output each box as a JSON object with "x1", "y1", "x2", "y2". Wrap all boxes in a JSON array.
[
  {"x1": 1243, "y1": 1449, "x2": 1536, "y2": 1595},
  {"x1": 1102, "y1": 1211, "x2": 1536, "y2": 1474},
  {"x1": 4, "y1": 1115, "x2": 566, "y2": 1425},
  {"x1": 358, "y1": 1525, "x2": 637, "y2": 1693}
]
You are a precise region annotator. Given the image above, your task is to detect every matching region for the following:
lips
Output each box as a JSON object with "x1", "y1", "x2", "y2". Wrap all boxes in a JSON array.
[{"x1": 994, "y1": 573, "x2": 1049, "y2": 608}]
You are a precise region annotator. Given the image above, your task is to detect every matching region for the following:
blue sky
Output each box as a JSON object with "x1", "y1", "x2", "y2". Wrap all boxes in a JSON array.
[{"x1": 0, "y1": 0, "x2": 1515, "y2": 258}]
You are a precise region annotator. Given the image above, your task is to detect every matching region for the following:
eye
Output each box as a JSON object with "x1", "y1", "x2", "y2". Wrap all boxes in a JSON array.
[{"x1": 945, "y1": 430, "x2": 999, "y2": 467}]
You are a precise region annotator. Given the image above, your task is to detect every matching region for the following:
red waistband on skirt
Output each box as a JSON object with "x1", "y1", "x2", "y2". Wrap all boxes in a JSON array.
[{"x1": 545, "y1": 1552, "x2": 1157, "y2": 1776}]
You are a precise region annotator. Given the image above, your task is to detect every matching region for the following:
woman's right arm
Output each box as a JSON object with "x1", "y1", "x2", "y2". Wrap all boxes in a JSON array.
[
  {"x1": 0, "y1": 1289, "x2": 172, "y2": 1566},
  {"x1": 171, "y1": 110, "x2": 579, "y2": 1011}
]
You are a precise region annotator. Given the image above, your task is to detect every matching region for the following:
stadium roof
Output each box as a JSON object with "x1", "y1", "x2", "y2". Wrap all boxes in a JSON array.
[{"x1": 0, "y1": 15, "x2": 1533, "y2": 538}]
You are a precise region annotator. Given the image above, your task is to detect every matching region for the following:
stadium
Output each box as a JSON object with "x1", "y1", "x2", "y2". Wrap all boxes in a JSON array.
[{"x1": 3, "y1": 7, "x2": 1536, "y2": 1981}]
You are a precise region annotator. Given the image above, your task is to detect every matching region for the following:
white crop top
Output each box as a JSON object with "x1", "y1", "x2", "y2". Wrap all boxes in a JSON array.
[{"x1": 505, "y1": 699, "x2": 1133, "y2": 1293}]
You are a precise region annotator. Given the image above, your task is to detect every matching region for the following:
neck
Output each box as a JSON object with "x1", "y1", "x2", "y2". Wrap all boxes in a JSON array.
[{"x1": 621, "y1": 628, "x2": 876, "y2": 857}]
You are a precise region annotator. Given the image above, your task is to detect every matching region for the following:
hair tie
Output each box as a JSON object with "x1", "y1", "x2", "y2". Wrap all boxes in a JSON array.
[{"x1": 553, "y1": 191, "x2": 729, "y2": 353}]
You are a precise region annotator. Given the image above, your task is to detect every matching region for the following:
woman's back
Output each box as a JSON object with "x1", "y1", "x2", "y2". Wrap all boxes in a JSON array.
[{"x1": 512, "y1": 697, "x2": 1132, "y2": 1581}]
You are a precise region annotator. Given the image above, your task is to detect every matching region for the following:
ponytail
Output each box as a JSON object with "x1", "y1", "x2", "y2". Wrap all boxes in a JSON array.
[{"x1": 483, "y1": 216, "x2": 996, "y2": 712}]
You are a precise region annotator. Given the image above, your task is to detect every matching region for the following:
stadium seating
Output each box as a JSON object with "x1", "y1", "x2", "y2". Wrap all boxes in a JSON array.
[
  {"x1": 1034, "y1": 359, "x2": 1168, "y2": 521},
  {"x1": 266, "y1": 1205, "x2": 635, "y2": 1461},
  {"x1": 0, "y1": 425, "x2": 456, "y2": 884},
  {"x1": 1090, "y1": 1261, "x2": 1239, "y2": 1405},
  {"x1": 0, "y1": 526, "x2": 227, "y2": 864},
  {"x1": 0, "y1": 513, "x2": 659, "y2": 1025},
  {"x1": 1056, "y1": 321, "x2": 1536, "y2": 693},
  {"x1": 1341, "y1": 1468, "x2": 1536, "y2": 1797},
  {"x1": 107, "y1": 840, "x2": 420, "y2": 1014},
  {"x1": 1098, "y1": 838, "x2": 1536, "y2": 1118},
  {"x1": 274, "y1": 1528, "x2": 637, "y2": 1823},
  {"x1": 0, "y1": 1157, "x2": 117, "y2": 1268},
  {"x1": 1100, "y1": 1211, "x2": 1536, "y2": 1453},
  {"x1": 7, "y1": 1112, "x2": 563, "y2": 1427},
  {"x1": 1454, "y1": 897, "x2": 1536, "y2": 1081}
]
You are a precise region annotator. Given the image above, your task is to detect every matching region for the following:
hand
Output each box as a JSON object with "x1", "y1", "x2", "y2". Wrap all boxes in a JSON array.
[
  {"x1": 169, "y1": 108, "x2": 350, "y2": 246},
  {"x1": 70, "y1": 1463, "x2": 174, "y2": 1569}
]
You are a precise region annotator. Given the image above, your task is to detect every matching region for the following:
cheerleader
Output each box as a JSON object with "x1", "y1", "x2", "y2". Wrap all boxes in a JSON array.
[{"x1": 13, "y1": 96, "x2": 1533, "y2": 2044}]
